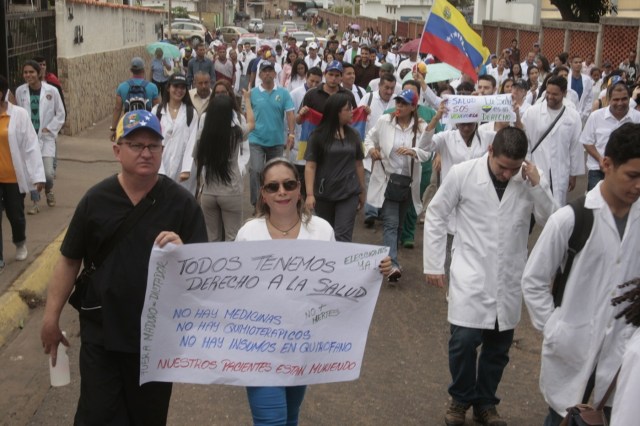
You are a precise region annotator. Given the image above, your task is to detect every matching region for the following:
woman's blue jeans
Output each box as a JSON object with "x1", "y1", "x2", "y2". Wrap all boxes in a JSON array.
[
  {"x1": 246, "y1": 385, "x2": 306, "y2": 426},
  {"x1": 380, "y1": 197, "x2": 411, "y2": 269}
]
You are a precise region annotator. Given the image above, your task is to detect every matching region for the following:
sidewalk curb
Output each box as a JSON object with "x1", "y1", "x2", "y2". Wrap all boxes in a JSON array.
[{"x1": 0, "y1": 229, "x2": 66, "y2": 347}]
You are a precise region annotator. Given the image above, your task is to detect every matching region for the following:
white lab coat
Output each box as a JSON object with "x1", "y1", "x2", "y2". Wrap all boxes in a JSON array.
[
  {"x1": 424, "y1": 154, "x2": 557, "y2": 331},
  {"x1": 15, "y1": 82, "x2": 65, "y2": 157},
  {"x1": 4, "y1": 103, "x2": 46, "y2": 193},
  {"x1": 421, "y1": 126, "x2": 492, "y2": 234},
  {"x1": 153, "y1": 103, "x2": 198, "y2": 194},
  {"x1": 568, "y1": 72, "x2": 594, "y2": 124},
  {"x1": 363, "y1": 115, "x2": 431, "y2": 214},
  {"x1": 611, "y1": 328, "x2": 640, "y2": 426},
  {"x1": 521, "y1": 184, "x2": 640, "y2": 416},
  {"x1": 522, "y1": 101, "x2": 584, "y2": 206}
]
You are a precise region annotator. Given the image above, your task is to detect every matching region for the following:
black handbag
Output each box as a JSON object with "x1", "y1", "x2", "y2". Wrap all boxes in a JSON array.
[
  {"x1": 68, "y1": 180, "x2": 161, "y2": 321},
  {"x1": 559, "y1": 368, "x2": 620, "y2": 426},
  {"x1": 384, "y1": 172, "x2": 413, "y2": 202},
  {"x1": 380, "y1": 130, "x2": 416, "y2": 203}
]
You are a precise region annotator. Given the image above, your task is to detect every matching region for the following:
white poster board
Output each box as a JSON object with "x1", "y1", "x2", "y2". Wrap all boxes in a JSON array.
[
  {"x1": 442, "y1": 94, "x2": 515, "y2": 124},
  {"x1": 140, "y1": 240, "x2": 389, "y2": 386}
]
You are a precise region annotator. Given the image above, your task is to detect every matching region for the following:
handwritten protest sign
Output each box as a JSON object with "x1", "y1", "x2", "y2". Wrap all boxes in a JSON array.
[
  {"x1": 442, "y1": 94, "x2": 515, "y2": 124},
  {"x1": 140, "y1": 240, "x2": 389, "y2": 386}
]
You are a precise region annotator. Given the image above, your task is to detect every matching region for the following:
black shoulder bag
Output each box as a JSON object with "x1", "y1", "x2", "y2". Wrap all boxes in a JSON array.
[
  {"x1": 381, "y1": 129, "x2": 417, "y2": 203},
  {"x1": 531, "y1": 106, "x2": 566, "y2": 154},
  {"x1": 68, "y1": 180, "x2": 161, "y2": 321}
]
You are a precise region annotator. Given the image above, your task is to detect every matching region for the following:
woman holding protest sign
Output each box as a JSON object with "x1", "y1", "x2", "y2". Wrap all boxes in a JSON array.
[
  {"x1": 304, "y1": 93, "x2": 365, "y2": 242},
  {"x1": 236, "y1": 157, "x2": 391, "y2": 425}
]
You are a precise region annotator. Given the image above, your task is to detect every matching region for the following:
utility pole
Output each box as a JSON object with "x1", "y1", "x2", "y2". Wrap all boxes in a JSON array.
[{"x1": 168, "y1": 0, "x2": 172, "y2": 38}]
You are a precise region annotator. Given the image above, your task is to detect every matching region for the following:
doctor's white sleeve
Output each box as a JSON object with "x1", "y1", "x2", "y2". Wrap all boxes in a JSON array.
[
  {"x1": 423, "y1": 165, "x2": 460, "y2": 275},
  {"x1": 181, "y1": 116, "x2": 199, "y2": 174},
  {"x1": 48, "y1": 89, "x2": 66, "y2": 137},
  {"x1": 530, "y1": 169, "x2": 559, "y2": 226},
  {"x1": 521, "y1": 207, "x2": 572, "y2": 331},
  {"x1": 611, "y1": 329, "x2": 640, "y2": 426},
  {"x1": 568, "y1": 120, "x2": 586, "y2": 176}
]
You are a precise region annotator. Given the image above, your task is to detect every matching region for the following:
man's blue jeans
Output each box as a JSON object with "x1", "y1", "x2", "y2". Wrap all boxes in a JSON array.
[
  {"x1": 246, "y1": 385, "x2": 306, "y2": 426},
  {"x1": 448, "y1": 323, "x2": 514, "y2": 408},
  {"x1": 249, "y1": 144, "x2": 284, "y2": 206},
  {"x1": 587, "y1": 170, "x2": 604, "y2": 191}
]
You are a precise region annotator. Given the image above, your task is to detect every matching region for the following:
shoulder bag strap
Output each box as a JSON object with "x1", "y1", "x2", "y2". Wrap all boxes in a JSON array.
[
  {"x1": 90, "y1": 177, "x2": 162, "y2": 269},
  {"x1": 531, "y1": 106, "x2": 565, "y2": 154},
  {"x1": 595, "y1": 367, "x2": 621, "y2": 411}
]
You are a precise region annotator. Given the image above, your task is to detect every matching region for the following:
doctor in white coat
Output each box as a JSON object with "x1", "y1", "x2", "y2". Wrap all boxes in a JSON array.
[
  {"x1": 568, "y1": 55, "x2": 594, "y2": 125},
  {"x1": 152, "y1": 74, "x2": 198, "y2": 194},
  {"x1": 15, "y1": 60, "x2": 65, "y2": 214},
  {"x1": 0, "y1": 76, "x2": 46, "y2": 269},
  {"x1": 424, "y1": 127, "x2": 556, "y2": 425},
  {"x1": 521, "y1": 123, "x2": 640, "y2": 426},
  {"x1": 522, "y1": 76, "x2": 584, "y2": 206}
]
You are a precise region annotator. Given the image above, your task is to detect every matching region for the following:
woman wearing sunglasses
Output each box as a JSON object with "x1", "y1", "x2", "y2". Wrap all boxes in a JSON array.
[
  {"x1": 195, "y1": 90, "x2": 254, "y2": 241},
  {"x1": 236, "y1": 157, "x2": 392, "y2": 425},
  {"x1": 304, "y1": 93, "x2": 365, "y2": 242}
]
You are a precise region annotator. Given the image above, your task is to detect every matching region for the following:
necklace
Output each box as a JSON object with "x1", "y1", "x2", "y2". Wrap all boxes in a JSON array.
[{"x1": 268, "y1": 218, "x2": 300, "y2": 236}]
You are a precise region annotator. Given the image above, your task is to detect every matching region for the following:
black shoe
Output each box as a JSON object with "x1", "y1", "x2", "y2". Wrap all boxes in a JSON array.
[
  {"x1": 364, "y1": 217, "x2": 375, "y2": 228},
  {"x1": 388, "y1": 268, "x2": 401, "y2": 283}
]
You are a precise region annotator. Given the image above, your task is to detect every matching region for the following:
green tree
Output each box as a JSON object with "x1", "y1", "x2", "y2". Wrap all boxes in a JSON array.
[
  {"x1": 549, "y1": 0, "x2": 617, "y2": 23},
  {"x1": 172, "y1": 6, "x2": 190, "y2": 19}
]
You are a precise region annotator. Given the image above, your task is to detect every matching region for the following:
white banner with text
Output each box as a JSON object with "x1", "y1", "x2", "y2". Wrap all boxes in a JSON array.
[
  {"x1": 140, "y1": 240, "x2": 389, "y2": 386},
  {"x1": 443, "y1": 94, "x2": 515, "y2": 124}
]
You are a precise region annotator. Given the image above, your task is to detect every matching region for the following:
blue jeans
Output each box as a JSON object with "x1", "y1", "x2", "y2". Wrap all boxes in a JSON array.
[
  {"x1": 246, "y1": 386, "x2": 306, "y2": 426},
  {"x1": 0, "y1": 183, "x2": 26, "y2": 262},
  {"x1": 30, "y1": 156, "x2": 54, "y2": 202},
  {"x1": 587, "y1": 170, "x2": 604, "y2": 191},
  {"x1": 448, "y1": 323, "x2": 514, "y2": 408},
  {"x1": 380, "y1": 197, "x2": 411, "y2": 269},
  {"x1": 249, "y1": 144, "x2": 284, "y2": 206}
]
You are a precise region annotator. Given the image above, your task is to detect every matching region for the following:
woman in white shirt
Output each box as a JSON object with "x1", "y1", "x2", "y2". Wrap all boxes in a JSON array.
[{"x1": 152, "y1": 74, "x2": 198, "y2": 194}]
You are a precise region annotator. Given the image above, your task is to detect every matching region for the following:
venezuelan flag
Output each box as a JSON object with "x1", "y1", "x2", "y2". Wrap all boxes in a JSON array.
[
  {"x1": 296, "y1": 108, "x2": 323, "y2": 161},
  {"x1": 296, "y1": 106, "x2": 369, "y2": 161},
  {"x1": 420, "y1": 0, "x2": 490, "y2": 80}
]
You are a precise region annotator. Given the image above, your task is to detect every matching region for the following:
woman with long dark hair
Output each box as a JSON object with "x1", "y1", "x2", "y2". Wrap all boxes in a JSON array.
[
  {"x1": 280, "y1": 49, "x2": 299, "y2": 88},
  {"x1": 152, "y1": 74, "x2": 198, "y2": 193},
  {"x1": 304, "y1": 93, "x2": 365, "y2": 242},
  {"x1": 509, "y1": 62, "x2": 523, "y2": 80},
  {"x1": 287, "y1": 58, "x2": 308, "y2": 91},
  {"x1": 195, "y1": 91, "x2": 254, "y2": 241}
]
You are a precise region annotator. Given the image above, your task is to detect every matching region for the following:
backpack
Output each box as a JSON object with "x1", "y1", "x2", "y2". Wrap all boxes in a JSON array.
[
  {"x1": 124, "y1": 79, "x2": 152, "y2": 112},
  {"x1": 551, "y1": 195, "x2": 594, "y2": 307},
  {"x1": 156, "y1": 104, "x2": 194, "y2": 128}
]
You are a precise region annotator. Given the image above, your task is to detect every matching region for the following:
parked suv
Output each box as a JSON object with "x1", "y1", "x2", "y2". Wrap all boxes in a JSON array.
[{"x1": 165, "y1": 21, "x2": 206, "y2": 43}]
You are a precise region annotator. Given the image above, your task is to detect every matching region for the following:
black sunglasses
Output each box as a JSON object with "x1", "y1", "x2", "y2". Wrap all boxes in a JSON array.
[{"x1": 263, "y1": 180, "x2": 299, "y2": 193}]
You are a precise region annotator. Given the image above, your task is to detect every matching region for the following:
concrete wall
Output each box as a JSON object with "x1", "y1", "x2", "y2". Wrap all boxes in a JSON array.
[{"x1": 55, "y1": 0, "x2": 164, "y2": 135}]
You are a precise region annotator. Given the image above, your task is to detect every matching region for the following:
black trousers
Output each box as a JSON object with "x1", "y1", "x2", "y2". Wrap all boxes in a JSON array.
[{"x1": 75, "y1": 342, "x2": 172, "y2": 426}]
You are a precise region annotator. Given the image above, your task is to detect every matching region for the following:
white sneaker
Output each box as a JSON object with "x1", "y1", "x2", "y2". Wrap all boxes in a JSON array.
[{"x1": 16, "y1": 244, "x2": 28, "y2": 261}]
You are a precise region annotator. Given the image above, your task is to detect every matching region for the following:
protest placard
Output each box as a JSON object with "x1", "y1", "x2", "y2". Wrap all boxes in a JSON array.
[
  {"x1": 442, "y1": 94, "x2": 515, "y2": 124},
  {"x1": 140, "y1": 240, "x2": 389, "y2": 386}
]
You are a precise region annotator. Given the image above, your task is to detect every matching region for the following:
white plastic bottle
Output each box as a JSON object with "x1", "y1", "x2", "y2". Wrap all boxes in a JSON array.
[{"x1": 49, "y1": 331, "x2": 70, "y2": 387}]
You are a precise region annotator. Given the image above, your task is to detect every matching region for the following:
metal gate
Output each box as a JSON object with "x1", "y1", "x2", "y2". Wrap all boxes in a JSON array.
[{"x1": 2, "y1": 4, "x2": 57, "y2": 93}]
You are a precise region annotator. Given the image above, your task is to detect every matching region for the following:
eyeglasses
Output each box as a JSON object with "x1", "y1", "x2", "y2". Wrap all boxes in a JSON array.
[
  {"x1": 118, "y1": 142, "x2": 163, "y2": 153},
  {"x1": 262, "y1": 180, "x2": 299, "y2": 193}
]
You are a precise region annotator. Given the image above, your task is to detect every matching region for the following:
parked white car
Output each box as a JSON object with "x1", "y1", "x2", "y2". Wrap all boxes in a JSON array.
[{"x1": 248, "y1": 18, "x2": 264, "y2": 33}]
